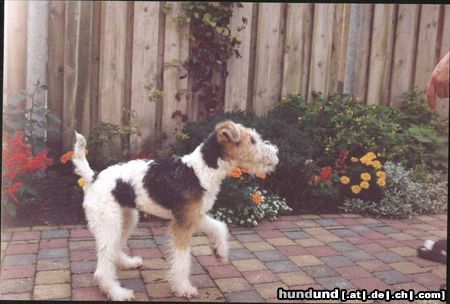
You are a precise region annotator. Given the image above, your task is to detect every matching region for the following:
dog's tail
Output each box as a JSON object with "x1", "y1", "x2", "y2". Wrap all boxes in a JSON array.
[{"x1": 72, "y1": 131, "x2": 95, "y2": 188}]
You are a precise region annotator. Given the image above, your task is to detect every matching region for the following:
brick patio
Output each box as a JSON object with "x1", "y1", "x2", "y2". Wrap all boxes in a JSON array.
[{"x1": 0, "y1": 213, "x2": 447, "y2": 301}]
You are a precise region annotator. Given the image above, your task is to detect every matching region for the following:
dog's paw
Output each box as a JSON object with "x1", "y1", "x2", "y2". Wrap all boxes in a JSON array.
[
  {"x1": 110, "y1": 287, "x2": 135, "y2": 301},
  {"x1": 173, "y1": 284, "x2": 198, "y2": 299}
]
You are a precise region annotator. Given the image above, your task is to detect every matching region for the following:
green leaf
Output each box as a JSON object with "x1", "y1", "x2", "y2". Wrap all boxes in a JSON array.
[
  {"x1": 412, "y1": 135, "x2": 432, "y2": 143},
  {"x1": 5, "y1": 202, "x2": 16, "y2": 217}
]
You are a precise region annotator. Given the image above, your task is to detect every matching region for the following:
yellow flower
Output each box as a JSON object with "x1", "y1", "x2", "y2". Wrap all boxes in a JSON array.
[
  {"x1": 351, "y1": 185, "x2": 362, "y2": 194},
  {"x1": 340, "y1": 176, "x2": 350, "y2": 185},
  {"x1": 251, "y1": 193, "x2": 263, "y2": 205},
  {"x1": 360, "y1": 181, "x2": 369, "y2": 189},
  {"x1": 77, "y1": 178, "x2": 85, "y2": 188},
  {"x1": 350, "y1": 157, "x2": 359, "y2": 163},
  {"x1": 371, "y1": 160, "x2": 382, "y2": 169},
  {"x1": 360, "y1": 173, "x2": 371, "y2": 181},
  {"x1": 365, "y1": 152, "x2": 377, "y2": 161},
  {"x1": 376, "y1": 171, "x2": 385, "y2": 179},
  {"x1": 377, "y1": 178, "x2": 386, "y2": 187}
]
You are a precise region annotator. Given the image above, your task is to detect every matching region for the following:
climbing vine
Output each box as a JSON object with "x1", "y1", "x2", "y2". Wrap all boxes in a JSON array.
[{"x1": 166, "y1": 2, "x2": 246, "y2": 117}]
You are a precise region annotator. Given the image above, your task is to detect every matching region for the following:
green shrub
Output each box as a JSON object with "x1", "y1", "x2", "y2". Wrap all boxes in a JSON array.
[{"x1": 342, "y1": 162, "x2": 447, "y2": 218}]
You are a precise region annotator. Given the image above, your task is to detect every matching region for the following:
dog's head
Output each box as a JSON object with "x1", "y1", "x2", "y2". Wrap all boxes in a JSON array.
[{"x1": 213, "y1": 120, "x2": 279, "y2": 174}]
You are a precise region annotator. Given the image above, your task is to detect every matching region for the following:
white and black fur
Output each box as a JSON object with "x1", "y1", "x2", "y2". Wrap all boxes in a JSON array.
[{"x1": 72, "y1": 120, "x2": 279, "y2": 300}]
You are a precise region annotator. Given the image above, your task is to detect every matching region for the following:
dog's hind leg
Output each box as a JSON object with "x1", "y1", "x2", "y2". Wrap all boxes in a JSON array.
[
  {"x1": 91, "y1": 206, "x2": 135, "y2": 301},
  {"x1": 167, "y1": 202, "x2": 201, "y2": 298},
  {"x1": 198, "y1": 214, "x2": 229, "y2": 262},
  {"x1": 118, "y1": 208, "x2": 142, "y2": 269}
]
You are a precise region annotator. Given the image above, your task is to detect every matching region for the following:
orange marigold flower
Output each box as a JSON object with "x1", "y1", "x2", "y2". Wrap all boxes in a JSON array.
[
  {"x1": 228, "y1": 167, "x2": 242, "y2": 178},
  {"x1": 251, "y1": 193, "x2": 263, "y2": 205},
  {"x1": 240, "y1": 167, "x2": 250, "y2": 174},
  {"x1": 60, "y1": 151, "x2": 74, "y2": 164},
  {"x1": 255, "y1": 172, "x2": 267, "y2": 180}
]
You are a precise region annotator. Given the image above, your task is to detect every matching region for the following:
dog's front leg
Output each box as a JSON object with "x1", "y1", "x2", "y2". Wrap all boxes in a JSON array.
[
  {"x1": 198, "y1": 214, "x2": 229, "y2": 262},
  {"x1": 167, "y1": 203, "x2": 200, "y2": 298}
]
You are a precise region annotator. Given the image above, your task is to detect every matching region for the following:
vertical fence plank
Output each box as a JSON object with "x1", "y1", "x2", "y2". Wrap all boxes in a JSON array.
[
  {"x1": 414, "y1": 5, "x2": 440, "y2": 92},
  {"x1": 253, "y1": 3, "x2": 285, "y2": 115},
  {"x1": 4, "y1": 1, "x2": 28, "y2": 104},
  {"x1": 307, "y1": 4, "x2": 335, "y2": 101},
  {"x1": 161, "y1": 2, "x2": 190, "y2": 146},
  {"x1": 62, "y1": 1, "x2": 81, "y2": 151},
  {"x1": 329, "y1": 4, "x2": 350, "y2": 94},
  {"x1": 282, "y1": 3, "x2": 313, "y2": 97},
  {"x1": 130, "y1": 2, "x2": 161, "y2": 154},
  {"x1": 366, "y1": 4, "x2": 396, "y2": 105},
  {"x1": 47, "y1": 1, "x2": 65, "y2": 152},
  {"x1": 435, "y1": 5, "x2": 449, "y2": 119},
  {"x1": 389, "y1": 5, "x2": 420, "y2": 106},
  {"x1": 343, "y1": 4, "x2": 373, "y2": 101},
  {"x1": 89, "y1": 2, "x2": 101, "y2": 130},
  {"x1": 225, "y1": 3, "x2": 254, "y2": 112}
]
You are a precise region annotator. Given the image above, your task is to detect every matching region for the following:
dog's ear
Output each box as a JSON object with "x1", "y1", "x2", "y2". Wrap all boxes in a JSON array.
[{"x1": 216, "y1": 120, "x2": 241, "y2": 145}]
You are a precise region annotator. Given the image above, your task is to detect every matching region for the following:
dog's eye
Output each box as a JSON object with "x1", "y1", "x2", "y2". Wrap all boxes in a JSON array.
[{"x1": 250, "y1": 136, "x2": 256, "y2": 144}]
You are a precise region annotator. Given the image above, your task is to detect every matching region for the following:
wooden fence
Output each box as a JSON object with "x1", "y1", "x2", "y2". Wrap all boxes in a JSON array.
[{"x1": 4, "y1": 2, "x2": 450, "y2": 153}]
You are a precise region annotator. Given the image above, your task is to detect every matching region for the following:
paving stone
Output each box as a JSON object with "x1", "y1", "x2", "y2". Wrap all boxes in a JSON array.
[
  {"x1": 411, "y1": 272, "x2": 445, "y2": 288},
  {"x1": 347, "y1": 225, "x2": 371, "y2": 233},
  {"x1": 191, "y1": 245, "x2": 213, "y2": 256},
  {"x1": 389, "y1": 261, "x2": 427, "y2": 274},
  {"x1": 254, "y1": 282, "x2": 288, "y2": 299},
  {"x1": 306, "y1": 246, "x2": 338, "y2": 257},
  {"x1": 373, "y1": 251, "x2": 405, "y2": 263},
  {"x1": 232, "y1": 259, "x2": 267, "y2": 272},
  {"x1": 40, "y1": 238, "x2": 68, "y2": 249},
  {"x1": 315, "y1": 219, "x2": 340, "y2": 226},
  {"x1": 127, "y1": 239, "x2": 157, "y2": 249},
  {"x1": 331, "y1": 229, "x2": 359, "y2": 237},
  {"x1": 294, "y1": 220, "x2": 320, "y2": 228},
  {"x1": 70, "y1": 250, "x2": 97, "y2": 261},
  {"x1": 242, "y1": 270, "x2": 279, "y2": 284},
  {"x1": 224, "y1": 290, "x2": 265, "y2": 302},
  {"x1": 2, "y1": 254, "x2": 37, "y2": 266},
  {"x1": 71, "y1": 261, "x2": 97, "y2": 274},
  {"x1": 277, "y1": 271, "x2": 314, "y2": 286},
  {"x1": 350, "y1": 277, "x2": 387, "y2": 290},
  {"x1": 373, "y1": 270, "x2": 412, "y2": 284},
  {"x1": 11, "y1": 231, "x2": 40, "y2": 241},
  {"x1": 191, "y1": 236, "x2": 210, "y2": 246},
  {"x1": 228, "y1": 240, "x2": 244, "y2": 249},
  {"x1": 243, "y1": 241, "x2": 275, "y2": 252},
  {"x1": 190, "y1": 274, "x2": 216, "y2": 288},
  {"x1": 41, "y1": 230, "x2": 69, "y2": 239},
  {"x1": 121, "y1": 278, "x2": 146, "y2": 293},
  {"x1": 6, "y1": 243, "x2": 39, "y2": 255},
  {"x1": 38, "y1": 248, "x2": 69, "y2": 259},
  {"x1": 69, "y1": 240, "x2": 96, "y2": 251},
  {"x1": 3, "y1": 227, "x2": 31, "y2": 232},
  {"x1": 389, "y1": 246, "x2": 417, "y2": 257},
  {"x1": 0, "y1": 292, "x2": 31, "y2": 300},
  {"x1": 142, "y1": 258, "x2": 168, "y2": 270},
  {"x1": 289, "y1": 255, "x2": 323, "y2": 267},
  {"x1": 303, "y1": 227, "x2": 329, "y2": 235},
  {"x1": 72, "y1": 273, "x2": 98, "y2": 288},
  {"x1": 37, "y1": 258, "x2": 70, "y2": 271},
  {"x1": 356, "y1": 243, "x2": 386, "y2": 253},
  {"x1": 356, "y1": 260, "x2": 391, "y2": 272},
  {"x1": 215, "y1": 277, "x2": 252, "y2": 292},
  {"x1": 283, "y1": 231, "x2": 310, "y2": 240},
  {"x1": 320, "y1": 256, "x2": 354, "y2": 267},
  {"x1": 342, "y1": 250, "x2": 374, "y2": 261},
  {"x1": 229, "y1": 249, "x2": 256, "y2": 261},
  {"x1": 327, "y1": 241, "x2": 358, "y2": 252},
  {"x1": 206, "y1": 264, "x2": 240, "y2": 279},
  {"x1": 117, "y1": 270, "x2": 140, "y2": 280},
  {"x1": 343, "y1": 236, "x2": 372, "y2": 245},
  {"x1": 1, "y1": 232, "x2": 12, "y2": 241},
  {"x1": 265, "y1": 260, "x2": 299, "y2": 273},
  {"x1": 314, "y1": 234, "x2": 342, "y2": 243},
  {"x1": 191, "y1": 260, "x2": 206, "y2": 275},
  {"x1": 235, "y1": 234, "x2": 263, "y2": 242},
  {"x1": 316, "y1": 276, "x2": 354, "y2": 289},
  {"x1": 0, "y1": 278, "x2": 34, "y2": 294},
  {"x1": 335, "y1": 266, "x2": 372, "y2": 279},
  {"x1": 35, "y1": 269, "x2": 70, "y2": 285},
  {"x1": 335, "y1": 218, "x2": 361, "y2": 225},
  {"x1": 254, "y1": 250, "x2": 286, "y2": 262},
  {"x1": 72, "y1": 287, "x2": 107, "y2": 301},
  {"x1": 130, "y1": 248, "x2": 163, "y2": 259},
  {"x1": 278, "y1": 245, "x2": 309, "y2": 256},
  {"x1": 294, "y1": 238, "x2": 325, "y2": 247},
  {"x1": 0, "y1": 265, "x2": 35, "y2": 280},
  {"x1": 70, "y1": 229, "x2": 93, "y2": 238},
  {"x1": 372, "y1": 226, "x2": 399, "y2": 234},
  {"x1": 146, "y1": 282, "x2": 173, "y2": 298},
  {"x1": 141, "y1": 269, "x2": 166, "y2": 283},
  {"x1": 256, "y1": 229, "x2": 285, "y2": 239},
  {"x1": 196, "y1": 255, "x2": 223, "y2": 267},
  {"x1": 266, "y1": 237, "x2": 296, "y2": 246},
  {"x1": 196, "y1": 287, "x2": 225, "y2": 302},
  {"x1": 302, "y1": 265, "x2": 338, "y2": 278}
]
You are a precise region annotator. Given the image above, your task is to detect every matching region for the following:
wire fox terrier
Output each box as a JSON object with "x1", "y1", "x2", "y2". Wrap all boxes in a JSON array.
[{"x1": 72, "y1": 120, "x2": 279, "y2": 301}]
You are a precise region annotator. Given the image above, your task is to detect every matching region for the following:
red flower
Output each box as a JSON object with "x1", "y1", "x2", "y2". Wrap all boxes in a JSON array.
[
  {"x1": 318, "y1": 166, "x2": 333, "y2": 181},
  {"x1": 4, "y1": 182, "x2": 24, "y2": 203},
  {"x1": 339, "y1": 150, "x2": 349, "y2": 160}
]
